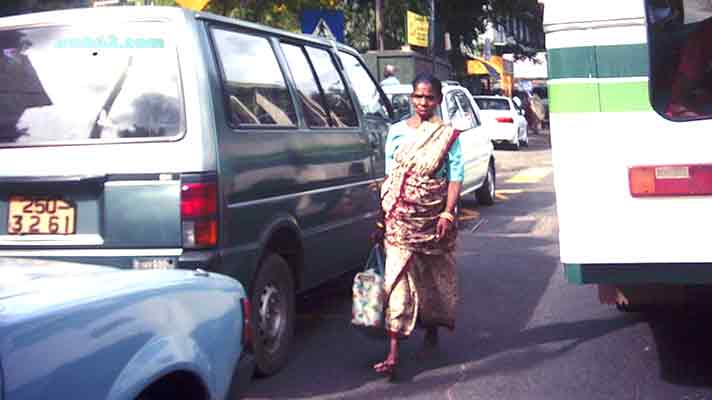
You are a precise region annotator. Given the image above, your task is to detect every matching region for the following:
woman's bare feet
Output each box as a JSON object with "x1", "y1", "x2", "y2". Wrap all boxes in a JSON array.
[
  {"x1": 373, "y1": 357, "x2": 397, "y2": 374},
  {"x1": 375, "y1": 335, "x2": 399, "y2": 378}
]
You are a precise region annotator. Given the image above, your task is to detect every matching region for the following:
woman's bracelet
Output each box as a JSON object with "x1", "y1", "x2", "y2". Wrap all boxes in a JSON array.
[
  {"x1": 376, "y1": 222, "x2": 385, "y2": 229},
  {"x1": 439, "y1": 211, "x2": 455, "y2": 223}
]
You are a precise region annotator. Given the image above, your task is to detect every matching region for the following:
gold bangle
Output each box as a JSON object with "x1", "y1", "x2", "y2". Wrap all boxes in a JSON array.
[
  {"x1": 376, "y1": 222, "x2": 385, "y2": 229},
  {"x1": 439, "y1": 211, "x2": 455, "y2": 222}
]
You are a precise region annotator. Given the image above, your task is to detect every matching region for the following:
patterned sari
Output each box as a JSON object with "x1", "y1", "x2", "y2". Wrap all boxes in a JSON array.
[{"x1": 381, "y1": 120, "x2": 459, "y2": 337}]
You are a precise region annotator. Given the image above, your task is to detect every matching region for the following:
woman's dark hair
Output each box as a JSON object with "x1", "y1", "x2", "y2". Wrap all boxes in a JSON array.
[{"x1": 412, "y1": 73, "x2": 443, "y2": 97}]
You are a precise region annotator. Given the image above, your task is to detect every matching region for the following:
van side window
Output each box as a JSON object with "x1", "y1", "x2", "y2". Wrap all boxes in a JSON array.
[
  {"x1": 647, "y1": 0, "x2": 712, "y2": 121},
  {"x1": 210, "y1": 28, "x2": 297, "y2": 127},
  {"x1": 338, "y1": 51, "x2": 392, "y2": 120},
  {"x1": 280, "y1": 43, "x2": 330, "y2": 128},
  {"x1": 304, "y1": 47, "x2": 359, "y2": 127}
]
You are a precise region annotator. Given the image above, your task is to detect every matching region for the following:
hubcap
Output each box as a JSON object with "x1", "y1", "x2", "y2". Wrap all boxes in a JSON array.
[{"x1": 258, "y1": 283, "x2": 283, "y2": 354}]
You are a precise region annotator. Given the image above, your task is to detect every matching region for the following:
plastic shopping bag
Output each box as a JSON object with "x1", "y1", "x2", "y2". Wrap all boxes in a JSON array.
[{"x1": 351, "y1": 244, "x2": 387, "y2": 337}]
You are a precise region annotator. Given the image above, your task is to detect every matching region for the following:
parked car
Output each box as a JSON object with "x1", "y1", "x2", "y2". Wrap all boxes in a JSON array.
[
  {"x1": 0, "y1": 6, "x2": 393, "y2": 375},
  {"x1": 382, "y1": 82, "x2": 496, "y2": 205},
  {"x1": 0, "y1": 258, "x2": 253, "y2": 400},
  {"x1": 473, "y1": 95, "x2": 529, "y2": 150}
]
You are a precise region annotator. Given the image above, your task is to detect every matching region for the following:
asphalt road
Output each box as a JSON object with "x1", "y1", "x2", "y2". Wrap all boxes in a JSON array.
[{"x1": 244, "y1": 132, "x2": 712, "y2": 400}]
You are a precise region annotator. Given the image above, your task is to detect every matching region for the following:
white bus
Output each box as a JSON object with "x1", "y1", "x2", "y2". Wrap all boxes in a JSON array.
[{"x1": 545, "y1": 0, "x2": 712, "y2": 308}]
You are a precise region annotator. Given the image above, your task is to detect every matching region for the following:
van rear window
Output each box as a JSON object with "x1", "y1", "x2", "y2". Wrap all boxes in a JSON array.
[{"x1": 0, "y1": 23, "x2": 183, "y2": 146}]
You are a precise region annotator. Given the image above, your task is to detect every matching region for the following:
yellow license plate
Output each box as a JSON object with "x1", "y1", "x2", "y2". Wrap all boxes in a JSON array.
[{"x1": 7, "y1": 196, "x2": 76, "y2": 235}]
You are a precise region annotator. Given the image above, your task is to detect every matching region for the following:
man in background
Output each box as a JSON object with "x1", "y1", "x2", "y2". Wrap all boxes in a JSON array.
[{"x1": 380, "y1": 64, "x2": 400, "y2": 86}]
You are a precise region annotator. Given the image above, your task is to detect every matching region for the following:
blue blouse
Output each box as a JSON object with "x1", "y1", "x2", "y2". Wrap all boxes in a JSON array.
[{"x1": 384, "y1": 120, "x2": 464, "y2": 182}]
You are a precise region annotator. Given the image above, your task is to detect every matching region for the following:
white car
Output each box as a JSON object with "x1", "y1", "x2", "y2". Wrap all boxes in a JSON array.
[
  {"x1": 383, "y1": 82, "x2": 496, "y2": 205},
  {"x1": 473, "y1": 95, "x2": 529, "y2": 150}
]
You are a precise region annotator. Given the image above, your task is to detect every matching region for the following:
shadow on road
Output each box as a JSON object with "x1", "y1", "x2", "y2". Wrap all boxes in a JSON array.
[{"x1": 646, "y1": 306, "x2": 712, "y2": 388}]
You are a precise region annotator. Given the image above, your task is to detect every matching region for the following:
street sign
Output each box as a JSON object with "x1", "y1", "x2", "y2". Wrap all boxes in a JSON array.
[
  {"x1": 407, "y1": 10, "x2": 429, "y2": 48},
  {"x1": 301, "y1": 10, "x2": 345, "y2": 43},
  {"x1": 175, "y1": 0, "x2": 209, "y2": 11}
]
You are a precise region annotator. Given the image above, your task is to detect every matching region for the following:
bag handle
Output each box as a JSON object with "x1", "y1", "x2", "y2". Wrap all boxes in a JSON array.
[{"x1": 365, "y1": 243, "x2": 385, "y2": 276}]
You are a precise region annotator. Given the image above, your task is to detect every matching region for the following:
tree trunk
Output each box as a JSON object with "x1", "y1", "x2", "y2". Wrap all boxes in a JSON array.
[{"x1": 375, "y1": 0, "x2": 384, "y2": 51}]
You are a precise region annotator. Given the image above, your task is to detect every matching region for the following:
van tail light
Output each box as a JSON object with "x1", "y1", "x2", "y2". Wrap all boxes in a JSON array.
[
  {"x1": 241, "y1": 297, "x2": 252, "y2": 349},
  {"x1": 496, "y1": 117, "x2": 514, "y2": 123},
  {"x1": 629, "y1": 164, "x2": 712, "y2": 197},
  {"x1": 181, "y1": 175, "x2": 218, "y2": 248}
]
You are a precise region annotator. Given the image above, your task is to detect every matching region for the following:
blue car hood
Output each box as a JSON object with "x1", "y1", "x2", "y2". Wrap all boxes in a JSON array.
[
  {"x1": 0, "y1": 258, "x2": 242, "y2": 321},
  {"x1": 0, "y1": 258, "x2": 118, "y2": 300}
]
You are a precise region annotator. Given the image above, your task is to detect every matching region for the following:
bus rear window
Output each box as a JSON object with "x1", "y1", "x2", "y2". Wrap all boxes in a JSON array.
[
  {"x1": 647, "y1": 0, "x2": 712, "y2": 121},
  {"x1": 0, "y1": 23, "x2": 183, "y2": 146}
]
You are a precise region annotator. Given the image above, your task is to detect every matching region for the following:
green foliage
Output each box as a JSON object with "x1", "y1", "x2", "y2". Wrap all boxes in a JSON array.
[{"x1": 203, "y1": 0, "x2": 344, "y2": 33}]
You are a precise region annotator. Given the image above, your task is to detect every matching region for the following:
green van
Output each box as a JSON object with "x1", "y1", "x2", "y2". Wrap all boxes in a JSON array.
[{"x1": 0, "y1": 6, "x2": 392, "y2": 375}]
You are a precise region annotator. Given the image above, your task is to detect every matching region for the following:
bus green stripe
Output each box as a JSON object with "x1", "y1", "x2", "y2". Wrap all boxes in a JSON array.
[
  {"x1": 548, "y1": 47, "x2": 596, "y2": 79},
  {"x1": 549, "y1": 83, "x2": 599, "y2": 113},
  {"x1": 550, "y1": 81, "x2": 652, "y2": 113},
  {"x1": 548, "y1": 44, "x2": 649, "y2": 79}
]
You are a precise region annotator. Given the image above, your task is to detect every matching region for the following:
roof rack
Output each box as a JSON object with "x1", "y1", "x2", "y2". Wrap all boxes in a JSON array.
[{"x1": 442, "y1": 80, "x2": 461, "y2": 86}]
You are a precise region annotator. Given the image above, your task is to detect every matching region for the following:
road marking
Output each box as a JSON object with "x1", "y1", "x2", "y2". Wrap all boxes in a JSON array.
[
  {"x1": 458, "y1": 208, "x2": 480, "y2": 221},
  {"x1": 495, "y1": 188, "x2": 524, "y2": 200},
  {"x1": 505, "y1": 167, "x2": 552, "y2": 184}
]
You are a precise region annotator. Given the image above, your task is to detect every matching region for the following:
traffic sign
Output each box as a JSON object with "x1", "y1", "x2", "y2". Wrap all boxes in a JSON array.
[{"x1": 301, "y1": 10, "x2": 344, "y2": 43}]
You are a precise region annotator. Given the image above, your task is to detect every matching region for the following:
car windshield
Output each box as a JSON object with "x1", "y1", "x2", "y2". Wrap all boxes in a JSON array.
[
  {"x1": 0, "y1": 23, "x2": 182, "y2": 146},
  {"x1": 474, "y1": 98, "x2": 511, "y2": 110}
]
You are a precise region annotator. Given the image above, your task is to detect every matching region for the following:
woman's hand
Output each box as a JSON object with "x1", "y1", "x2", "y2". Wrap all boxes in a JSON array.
[
  {"x1": 371, "y1": 223, "x2": 385, "y2": 245},
  {"x1": 371, "y1": 209, "x2": 386, "y2": 245},
  {"x1": 435, "y1": 212, "x2": 455, "y2": 240},
  {"x1": 435, "y1": 218, "x2": 451, "y2": 240}
]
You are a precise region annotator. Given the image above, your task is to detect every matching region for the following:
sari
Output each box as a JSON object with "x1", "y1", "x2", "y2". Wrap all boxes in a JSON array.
[{"x1": 380, "y1": 120, "x2": 460, "y2": 337}]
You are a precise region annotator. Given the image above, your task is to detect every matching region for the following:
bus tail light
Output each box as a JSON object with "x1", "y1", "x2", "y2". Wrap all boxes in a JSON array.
[
  {"x1": 496, "y1": 117, "x2": 514, "y2": 123},
  {"x1": 181, "y1": 176, "x2": 218, "y2": 248},
  {"x1": 629, "y1": 164, "x2": 712, "y2": 197}
]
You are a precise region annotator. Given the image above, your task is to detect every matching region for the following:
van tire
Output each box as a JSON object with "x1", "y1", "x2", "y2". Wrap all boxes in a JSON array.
[
  {"x1": 251, "y1": 253, "x2": 295, "y2": 376},
  {"x1": 476, "y1": 162, "x2": 496, "y2": 206}
]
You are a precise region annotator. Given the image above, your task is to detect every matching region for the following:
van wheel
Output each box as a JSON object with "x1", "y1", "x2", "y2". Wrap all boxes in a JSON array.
[
  {"x1": 476, "y1": 162, "x2": 496, "y2": 206},
  {"x1": 251, "y1": 253, "x2": 295, "y2": 376}
]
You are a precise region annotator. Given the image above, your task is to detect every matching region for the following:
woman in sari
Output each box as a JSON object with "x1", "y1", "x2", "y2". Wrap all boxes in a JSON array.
[{"x1": 373, "y1": 74, "x2": 463, "y2": 377}]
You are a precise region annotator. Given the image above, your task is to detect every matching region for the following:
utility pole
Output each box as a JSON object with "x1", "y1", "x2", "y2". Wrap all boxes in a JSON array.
[
  {"x1": 375, "y1": 0, "x2": 384, "y2": 51},
  {"x1": 430, "y1": 0, "x2": 435, "y2": 56}
]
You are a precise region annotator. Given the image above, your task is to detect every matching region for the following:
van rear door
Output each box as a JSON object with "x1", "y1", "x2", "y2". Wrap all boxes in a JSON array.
[{"x1": 0, "y1": 21, "x2": 187, "y2": 263}]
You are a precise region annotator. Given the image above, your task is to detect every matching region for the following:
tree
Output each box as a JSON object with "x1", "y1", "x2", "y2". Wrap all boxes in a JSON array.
[{"x1": 437, "y1": 0, "x2": 542, "y2": 79}]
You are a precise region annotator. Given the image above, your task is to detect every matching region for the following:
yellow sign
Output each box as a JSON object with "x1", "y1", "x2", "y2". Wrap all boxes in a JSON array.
[
  {"x1": 175, "y1": 0, "x2": 210, "y2": 11},
  {"x1": 467, "y1": 60, "x2": 488, "y2": 75},
  {"x1": 407, "y1": 10, "x2": 429, "y2": 48}
]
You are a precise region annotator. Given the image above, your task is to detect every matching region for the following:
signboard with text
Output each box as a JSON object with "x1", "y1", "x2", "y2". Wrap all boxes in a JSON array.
[{"x1": 407, "y1": 10, "x2": 429, "y2": 48}]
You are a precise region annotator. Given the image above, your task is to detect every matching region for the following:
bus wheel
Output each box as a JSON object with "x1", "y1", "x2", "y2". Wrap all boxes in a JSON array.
[{"x1": 251, "y1": 253, "x2": 295, "y2": 376}]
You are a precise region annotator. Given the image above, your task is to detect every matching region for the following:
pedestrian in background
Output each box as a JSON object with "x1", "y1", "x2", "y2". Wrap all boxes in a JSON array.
[
  {"x1": 380, "y1": 64, "x2": 401, "y2": 86},
  {"x1": 372, "y1": 73, "x2": 462, "y2": 378}
]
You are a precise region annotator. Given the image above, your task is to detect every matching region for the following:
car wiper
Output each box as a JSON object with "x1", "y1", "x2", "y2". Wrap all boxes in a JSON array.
[{"x1": 89, "y1": 55, "x2": 133, "y2": 139}]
